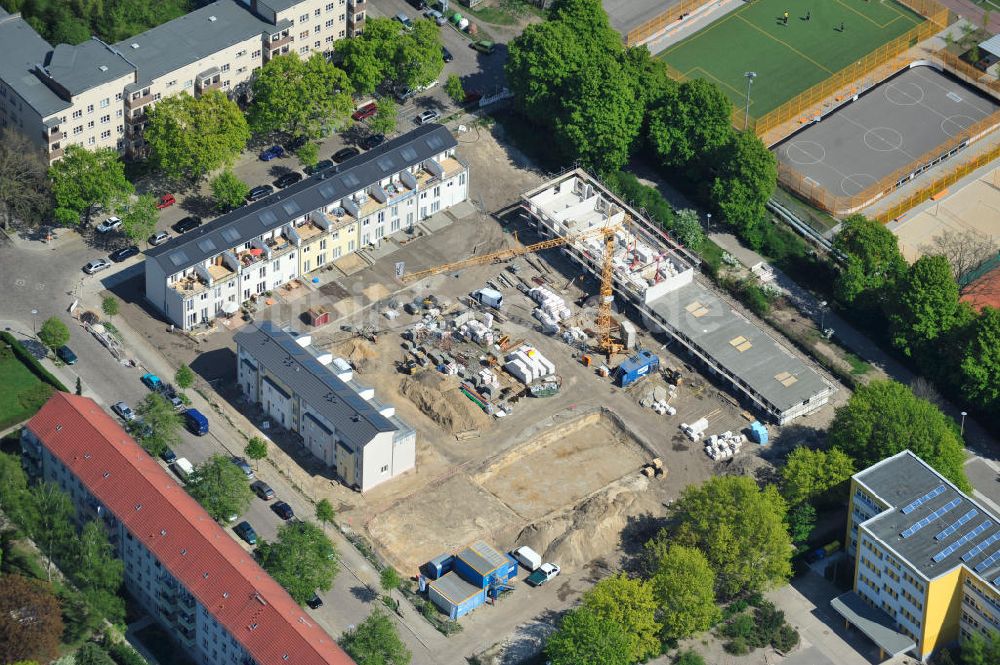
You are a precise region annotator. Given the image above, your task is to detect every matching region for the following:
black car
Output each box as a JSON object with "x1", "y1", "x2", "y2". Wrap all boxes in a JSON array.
[
  {"x1": 304, "y1": 159, "x2": 334, "y2": 175},
  {"x1": 271, "y1": 500, "x2": 295, "y2": 521},
  {"x1": 359, "y1": 133, "x2": 385, "y2": 150},
  {"x1": 160, "y1": 447, "x2": 177, "y2": 464},
  {"x1": 246, "y1": 184, "x2": 274, "y2": 202},
  {"x1": 306, "y1": 594, "x2": 324, "y2": 609},
  {"x1": 441, "y1": 46, "x2": 453, "y2": 63},
  {"x1": 109, "y1": 245, "x2": 140, "y2": 262},
  {"x1": 56, "y1": 345, "x2": 78, "y2": 365},
  {"x1": 405, "y1": 0, "x2": 426, "y2": 8},
  {"x1": 273, "y1": 172, "x2": 303, "y2": 189},
  {"x1": 285, "y1": 135, "x2": 308, "y2": 152},
  {"x1": 172, "y1": 216, "x2": 203, "y2": 234},
  {"x1": 332, "y1": 147, "x2": 360, "y2": 163}
]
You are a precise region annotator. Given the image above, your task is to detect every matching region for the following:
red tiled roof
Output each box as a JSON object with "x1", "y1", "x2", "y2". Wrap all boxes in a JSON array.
[{"x1": 26, "y1": 393, "x2": 354, "y2": 665}]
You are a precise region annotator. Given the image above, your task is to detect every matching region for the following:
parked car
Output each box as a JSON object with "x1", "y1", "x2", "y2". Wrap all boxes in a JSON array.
[
  {"x1": 285, "y1": 135, "x2": 308, "y2": 152},
  {"x1": 233, "y1": 521, "x2": 258, "y2": 545},
  {"x1": 160, "y1": 384, "x2": 184, "y2": 409},
  {"x1": 246, "y1": 185, "x2": 274, "y2": 202},
  {"x1": 304, "y1": 159, "x2": 334, "y2": 175},
  {"x1": 184, "y1": 408, "x2": 209, "y2": 436},
  {"x1": 395, "y1": 86, "x2": 417, "y2": 103},
  {"x1": 441, "y1": 45, "x2": 453, "y2": 62},
  {"x1": 83, "y1": 259, "x2": 112, "y2": 274},
  {"x1": 425, "y1": 9, "x2": 446, "y2": 25},
  {"x1": 259, "y1": 145, "x2": 285, "y2": 161},
  {"x1": 156, "y1": 193, "x2": 176, "y2": 209},
  {"x1": 231, "y1": 456, "x2": 254, "y2": 479},
  {"x1": 526, "y1": 562, "x2": 561, "y2": 586},
  {"x1": 332, "y1": 147, "x2": 360, "y2": 163},
  {"x1": 172, "y1": 457, "x2": 194, "y2": 481},
  {"x1": 149, "y1": 231, "x2": 170, "y2": 246},
  {"x1": 414, "y1": 110, "x2": 440, "y2": 125},
  {"x1": 140, "y1": 373, "x2": 163, "y2": 391},
  {"x1": 271, "y1": 501, "x2": 295, "y2": 521},
  {"x1": 273, "y1": 172, "x2": 303, "y2": 189},
  {"x1": 359, "y1": 133, "x2": 385, "y2": 150},
  {"x1": 95, "y1": 216, "x2": 122, "y2": 233},
  {"x1": 512, "y1": 545, "x2": 542, "y2": 572},
  {"x1": 471, "y1": 40, "x2": 496, "y2": 54},
  {"x1": 251, "y1": 480, "x2": 275, "y2": 500},
  {"x1": 406, "y1": 0, "x2": 426, "y2": 9},
  {"x1": 56, "y1": 345, "x2": 78, "y2": 365},
  {"x1": 109, "y1": 245, "x2": 140, "y2": 262},
  {"x1": 112, "y1": 401, "x2": 136, "y2": 421},
  {"x1": 393, "y1": 12, "x2": 413, "y2": 29},
  {"x1": 160, "y1": 447, "x2": 177, "y2": 464},
  {"x1": 352, "y1": 102, "x2": 378, "y2": 121},
  {"x1": 172, "y1": 216, "x2": 203, "y2": 234},
  {"x1": 306, "y1": 594, "x2": 324, "y2": 609}
]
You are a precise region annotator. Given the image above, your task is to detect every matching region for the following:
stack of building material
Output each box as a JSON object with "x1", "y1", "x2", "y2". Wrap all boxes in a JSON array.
[
  {"x1": 680, "y1": 417, "x2": 709, "y2": 442},
  {"x1": 562, "y1": 327, "x2": 587, "y2": 345},
  {"x1": 503, "y1": 345, "x2": 555, "y2": 385},
  {"x1": 458, "y1": 319, "x2": 494, "y2": 346},
  {"x1": 477, "y1": 368, "x2": 498, "y2": 390},
  {"x1": 528, "y1": 286, "x2": 572, "y2": 321},
  {"x1": 704, "y1": 431, "x2": 747, "y2": 460}
]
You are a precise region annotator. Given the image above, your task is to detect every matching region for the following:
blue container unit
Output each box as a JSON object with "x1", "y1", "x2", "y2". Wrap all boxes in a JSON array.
[
  {"x1": 421, "y1": 553, "x2": 455, "y2": 581},
  {"x1": 453, "y1": 540, "x2": 518, "y2": 589},
  {"x1": 427, "y1": 572, "x2": 486, "y2": 620},
  {"x1": 748, "y1": 421, "x2": 769, "y2": 444},
  {"x1": 615, "y1": 349, "x2": 660, "y2": 387}
]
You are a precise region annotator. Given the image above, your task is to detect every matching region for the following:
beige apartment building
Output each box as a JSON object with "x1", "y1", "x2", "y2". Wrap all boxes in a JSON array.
[{"x1": 0, "y1": 0, "x2": 365, "y2": 163}]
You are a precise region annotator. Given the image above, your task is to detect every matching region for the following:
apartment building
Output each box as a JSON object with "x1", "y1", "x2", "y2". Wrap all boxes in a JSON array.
[
  {"x1": 20, "y1": 392, "x2": 355, "y2": 665},
  {"x1": 234, "y1": 321, "x2": 415, "y2": 492},
  {"x1": 835, "y1": 450, "x2": 1000, "y2": 662},
  {"x1": 0, "y1": 0, "x2": 365, "y2": 162},
  {"x1": 144, "y1": 124, "x2": 468, "y2": 331}
]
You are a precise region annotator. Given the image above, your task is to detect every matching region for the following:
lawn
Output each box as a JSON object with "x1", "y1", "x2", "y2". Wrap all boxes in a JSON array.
[
  {"x1": 658, "y1": 0, "x2": 924, "y2": 115},
  {"x1": 0, "y1": 344, "x2": 51, "y2": 429}
]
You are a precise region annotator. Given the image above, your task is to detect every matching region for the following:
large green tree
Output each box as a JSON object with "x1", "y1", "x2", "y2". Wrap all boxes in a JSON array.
[
  {"x1": 0, "y1": 451, "x2": 32, "y2": 526},
  {"x1": 668, "y1": 476, "x2": 792, "y2": 598},
  {"x1": 832, "y1": 214, "x2": 906, "y2": 306},
  {"x1": 210, "y1": 169, "x2": 250, "y2": 212},
  {"x1": 185, "y1": 454, "x2": 253, "y2": 522},
  {"x1": 6, "y1": 0, "x2": 191, "y2": 45},
  {"x1": 546, "y1": 606, "x2": 632, "y2": 665},
  {"x1": 828, "y1": 380, "x2": 970, "y2": 491},
  {"x1": 0, "y1": 575, "x2": 63, "y2": 665},
  {"x1": 74, "y1": 643, "x2": 115, "y2": 665},
  {"x1": 119, "y1": 193, "x2": 158, "y2": 245},
  {"x1": 888, "y1": 254, "x2": 965, "y2": 356},
  {"x1": 248, "y1": 54, "x2": 354, "y2": 139},
  {"x1": 133, "y1": 393, "x2": 182, "y2": 457},
  {"x1": 0, "y1": 127, "x2": 52, "y2": 229},
  {"x1": 708, "y1": 130, "x2": 777, "y2": 250},
  {"x1": 960, "y1": 307, "x2": 1000, "y2": 409},
  {"x1": 26, "y1": 482, "x2": 76, "y2": 579},
  {"x1": 368, "y1": 99, "x2": 397, "y2": 136},
  {"x1": 648, "y1": 79, "x2": 732, "y2": 170},
  {"x1": 49, "y1": 145, "x2": 133, "y2": 226},
  {"x1": 145, "y1": 90, "x2": 249, "y2": 180},
  {"x1": 37, "y1": 317, "x2": 70, "y2": 350},
  {"x1": 650, "y1": 545, "x2": 720, "y2": 641},
  {"x1": 579, "y1": 574, "x2": 660, "y2": 663},
  {"x1": 338, "y1": 608, "x2": 411, "y2": 665},
  {"x1": 961, "y1": 629, "x2": 1000, "y2": 665},
  {"x1": 334, "y1": 18, "x2": 399, "y2": 95},
  {"x1": 257, "y1": 520, "x2": 339, "y2": 604},
  {"x1": 780, "y1": 447, "x2": 855, "y2": 506}
]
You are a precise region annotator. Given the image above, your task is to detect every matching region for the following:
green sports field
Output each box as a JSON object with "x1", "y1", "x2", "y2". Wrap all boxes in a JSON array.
[{"x1": 658, "y1": 0, "x2": 924, "y2": 116}]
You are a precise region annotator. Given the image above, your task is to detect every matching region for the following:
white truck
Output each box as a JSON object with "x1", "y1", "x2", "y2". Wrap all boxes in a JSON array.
[
  {"x1": 512, "y1": 545, "x2": 542, "y2": 572},
  {"x1": 472, "y1": 288, "x2": 503, "y2": 309},
  {"x1": 172, "y1": 457, "x2": 194, "y2": 482}
]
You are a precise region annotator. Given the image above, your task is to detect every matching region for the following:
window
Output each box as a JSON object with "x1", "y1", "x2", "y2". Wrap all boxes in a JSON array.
[
  {"x1": 221, "y1": 63, "x2": 230, "y2": 72},
  {"x1": 299, "y1": 45, "x2": 309, "y2": 54},
  {"x1": 116, "y1": 109, "x2": 123, "y2": 117},
  {"x1": 87, "y1": 104, "x2": 94, "y2": 113},
  {"x1": 237, "y1": 66, "x2": 247, "y2": 74},
  {"x1": 117, "y1": 124, "x2": 123, "y2": 132},
  {"x1": 299, "y1": 13, "x2": 309, "y2": 22},
  {"x1": 101, "y1": 130, "x2": 111, "y2": 139},
  {"x1": 314, "y1": 25, "x2": 321, "y2": 33},
  {"x1": 100, "y1": 114, "x2": 110, "y2": 123},
  {"x1": 433, "y1": 186, "x2": 440, "y2": 197},
  {"x1": 184, "y1": 80, "x2": 193, "y2": 88},
  {"x1": 319, "y1": 239, "x2": 327, "y2": 250},
  {"x1": 380, "y1": 465, "x2": 388, "y2": 473},
  {"x1": 100, "y1": 98, "x2": 109, "y2": 108},
  {"x1": 73, "y1": 125, "x2": 83, "y2": 135},
  {"x1": 252, "y1": 49, "x2": 262, "y2": 58},
  {"x1": 326, "y1": 19, "x2": 334, "y2": 27},
  {"x1": 339, "y1": 13, "x2": 346, "y2": 20},
  {"x1": 326, "y1": 2, "x2": 335, "y2": 9},
  {"x1": 339, "y1": 30, "x2": 345, "y2": 37},
  {"x1": 237, "y1": 49, "x2": 247, "y2": 57},
  {"x1": 300, "y1": 30, "x2": 309, "y2": 39},
  {"x1": 115, "y1": 92, "x2": 122, "y2": 101},
  {"x1": 314, "y1": 8, "x2": 321, "y2": 16},
  {"x1": 314, "y1": 40, "x2": 321, "y2": 48},
  {"x1": 325, "y1": 35, "x2": 334, "y2": 43},
  {"x1": 459, "y1": 173, "x2": 466, "y2": 186},
  {"x1": 167, "y1": 80, "x2": 176, "y2": 87},
  {"x1": 73, "y1": 110, "x2": 83, "y2": 119}
]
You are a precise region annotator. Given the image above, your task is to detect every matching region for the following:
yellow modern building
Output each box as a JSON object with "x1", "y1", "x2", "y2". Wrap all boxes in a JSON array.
[{"x1": 835, "y1": 450, "x2": 1000, "y2": 662}]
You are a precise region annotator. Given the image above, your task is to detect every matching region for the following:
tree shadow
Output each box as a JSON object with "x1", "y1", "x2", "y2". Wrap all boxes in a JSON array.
[
  {"x1": 618, "y1": 512, "x2": 669, "y2": 576},
  {"x1": 763, "y1": 423, "x2": 826, "y2": 463},
  {"x1": 180, "y1": 193, "x2": 218, "y2": 219},
  {"x1": 268, "y1": 164, "x2": 295, "y2": 178},
  {"x1": 350, "y1": 585, "x2": 378, "y2": 603}
]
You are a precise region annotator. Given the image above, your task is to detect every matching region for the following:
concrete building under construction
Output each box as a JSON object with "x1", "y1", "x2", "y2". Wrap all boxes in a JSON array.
[{"x1": 520, "y1": 169, "x2": 835, "y2": 424}]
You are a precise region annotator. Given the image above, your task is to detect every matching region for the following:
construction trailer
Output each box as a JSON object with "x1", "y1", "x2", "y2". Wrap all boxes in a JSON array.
[
  {"x1": 428, "y1": 572, "x2": 487, "y2": 620},
  {"x1": 425, "y1": 540, "x2": 518, "y2": 620},
  {"x1": 615, "y1": 349, "x2": 660, "y2": 387}
]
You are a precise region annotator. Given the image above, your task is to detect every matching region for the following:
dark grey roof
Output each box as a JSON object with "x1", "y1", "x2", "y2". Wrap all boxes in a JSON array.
[
  {"x1": 257, "y1": 0, "x2": 307, "y2": 12},
  {"x1": 648, "y1": 281, "x2": 832, "y2": 414},
  {"x1": 0, "y1": 14, "x2": 69, "y2": 117},
  {"x1": 831, "y1": 591, "x2": 916, "y2": 656},
  {"x1": 147, "y1": 124, "x2": 457, "y2": 275},
  {"x1": 428, "y1": 572, "x2": 482, "y2": 605},
  {"x1": 457, "y1": 541, "x2": 508, "y2": 576},
  {"x1": 857, "y1": 451, "x2": 1000, "y2": 587},
  {"x1": 43, "y1": 40, "x2": 135, "y2": 95},
  {"x1": 112, "y1": 1, "x2": 273, "y2": 87},
  {"x1": 234, "y1": 321, "x2": 396, "y2": 450}
]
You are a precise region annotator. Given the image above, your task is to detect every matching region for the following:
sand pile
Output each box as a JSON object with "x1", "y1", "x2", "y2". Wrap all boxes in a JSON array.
[
  {"x1": 337, "y1": 338, "x2": 377, "y2": 367},
  {"x1": 399, "y1": 371, "x2": 492, "y2": 435}
]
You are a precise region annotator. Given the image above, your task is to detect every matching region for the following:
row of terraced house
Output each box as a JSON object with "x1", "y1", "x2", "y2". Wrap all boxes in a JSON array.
[{"x1": 0, "y1": 0, "x2": 365, "y2": 163}]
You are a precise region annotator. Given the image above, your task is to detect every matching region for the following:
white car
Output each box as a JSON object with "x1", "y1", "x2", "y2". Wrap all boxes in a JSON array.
[
  {"x1": 149, "y1": 231, "x2": 170, "y2": 246},
  {"x1": 526, "y1": 562, "x2": 561, "y2": 587},
  {"x1": 83, "y1": 259, "x2": 112, "y2": 274},
  {"x1": 95, "y1": 216, "x2": 122, "y2": 233},
  {"x1": 415, "y1": 110, "x2": 440, "y2": 125},
  {"x1": 112, "y1": 401, "x2": 136, "y2": 421}
]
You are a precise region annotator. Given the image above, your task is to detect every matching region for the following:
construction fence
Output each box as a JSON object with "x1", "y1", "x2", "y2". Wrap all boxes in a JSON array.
[{"x1": 624, "y1": 0, "x2": 718, "y2": 46}]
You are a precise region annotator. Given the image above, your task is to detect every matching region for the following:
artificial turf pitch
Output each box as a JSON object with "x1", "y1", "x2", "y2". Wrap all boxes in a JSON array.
[{"x1": 658, "y1": 0, "x2": 924, "y2": 116}]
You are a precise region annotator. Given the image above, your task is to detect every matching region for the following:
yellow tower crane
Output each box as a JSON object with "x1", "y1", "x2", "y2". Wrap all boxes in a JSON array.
[{"x1": 400, "y1": 222, "x2": 625, "y2": 359}]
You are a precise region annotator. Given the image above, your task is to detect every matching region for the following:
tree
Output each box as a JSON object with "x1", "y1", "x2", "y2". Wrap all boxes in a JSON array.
[
  {"x1": 379, "y1": 567, "x2": 401, "y2": 597},
  {"x1": 185, "y1": 454, "x2": 254, "y2": 522},
  {"x1": 133, "y1": 393, "x2": 183, "y2": 457},
  {"x1": 546, "y1": 606, "x2": 632, "y2": 665},
  {"x1": 961, "y1": 629, "x2": 1000, "y2": 665},
  {"x1": 145, "y1": 90, "x2": 250, "y2": 181},
  {"x1": 296, "y1": 142, "x2": 320, "y2": 169},
  {"x1": 174, "y1": 364, "x2": 194, "y2": 390},
  {"x1": 49, "y1": 146, "x2": 133, "y2": 226},
  {"x1": 650, "y1": 545, "x2": 720, "y2": 641},
  {"x1": 0, "y1": 127, "x2": 52, "y2": 229},
  {"x1": 673, "y1": 208, "x2": 706, "y2": 248},
  {"x1": 960, "y1": 307, "x2": 1000, "y2": 408},
  {"x1": 669, "y1": 476, "x2": 791, "y2": 598},
  {"x1": 0, "y1": 451, "x2": 32, "y2": 533},
  {"x1": 73, "y1": 521, "x2": 125, "y2": 598},
  {"x1": 368, "y1": 99, "x2": 397, "y2": 136},
  {"x1": 119, "y1": 193, "x2": 158, "y2": 245},
  {"x1": 338, "y1": 608, "x2": 411, "y2": 665},
  {"x1": 828, "y1": 380, "x2": 970, "y2": 492},
  {"x1": 75, "y1": 643, "x2": 115, "y2": 665},
  {"x1": 709, "y1": 130, "x2": 777, "y2": 250},
  {"x1": 580, "y1": 574, "x2": 661, "y2": 663},
  {"x1": 248, "y1": 54, "x2": 354, "y2": 139},
  {"x1": 244, "y1": 437, "x2": 268, "y2": 471},
  {"x1": 780, "y1": 447, "x2": 855, "y2": 506},
  {"x1": 832, "y1": 214, "x2": 906, "y2": 306},
  {"x1": 888, "y1": 255, "x2": 964, "y2": 356},
  {"x1": 0, "y1": 575, "x2": 63, "y2": 664},
  {"x1": 315, "y1": 498, "x2": 335, "y2": 530},
  {"x1": 76, "y1": 376, "x2": 83, "y2": 396},
  {"x1": 257, "y1": 520, "x2": 339, "y2": 604},
  {"x1": 101, "y1": 296, "x2": 120, "y2": 320},
  {"x1": 648, "y1": 79, "x2": 733, "y2": 169},
  {"x1": 38, "y1": 316, "x2": 70, "y2": 350},
  {"x1": 25, "y1": 482, "x2": 76, "y2": 579},
  {"x1": 210, "y1": 169, "x2": 250, "y2": 212},
  {"x1": 107, "y1": 641, "x2": 148, "y2": 665},
  {"x1": 395, "y1": 20, "x2": 444, "y2": 90},
  {"x1": 334, "y1": 18, "x2": 399, "y2": 95},
  {"x1": 787, "y1": 503, "x2": 816, "y2": 545},
  {"x1": 921, "y1": 228, "x2": 998, "y2": 286},
  {"x1": 445, "y1": 74, "x2": 465, "y2": 104}
]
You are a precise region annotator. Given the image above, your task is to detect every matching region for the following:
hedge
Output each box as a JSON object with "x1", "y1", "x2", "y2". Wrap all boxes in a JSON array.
[{"x1": 0, "y1": 331, "x2": 69, "y2": 393}]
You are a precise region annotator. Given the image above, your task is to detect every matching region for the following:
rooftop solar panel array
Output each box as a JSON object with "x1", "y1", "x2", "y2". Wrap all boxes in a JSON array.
[
  {"x1": 901, "y1": 484, "x2": 946, "y2": 514},
  {"x1": 964, "y1": 532, "x2": 1000, "y2": 563},
  {"x1": 935, "y1": 509, "x2": 979, "y2": 541},
  {"x1": 974, "y1": 550, "x2": 1000, "y2": 573},
  {"x1": 933, "y1": 522, "x2": 992, "y2": 562},
  {"x1": 901, "y1": 497, "x2": 962, "y2": 538}
]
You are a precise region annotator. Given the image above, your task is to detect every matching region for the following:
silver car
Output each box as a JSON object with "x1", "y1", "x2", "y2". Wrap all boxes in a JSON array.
[
  {"x1": 112, "y1": 401, "x2": 136, "y2": 421},
  {"x1": 83, "y1": 259, "x2": 112, "y2": 274},
  {"x1": 95, "y1": 216, "x2": 122, "y2": 233},
  {"x1": 423, "y1": 8, "x2": 446, "y2": 25},
  {"x1": 415, "y1": 110, "x2": 440, "y2": 125}
]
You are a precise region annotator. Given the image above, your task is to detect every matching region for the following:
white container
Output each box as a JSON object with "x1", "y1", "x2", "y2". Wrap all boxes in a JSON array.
[{"x1": 512, "y1": 545, "x2": 542, "y2": 572}]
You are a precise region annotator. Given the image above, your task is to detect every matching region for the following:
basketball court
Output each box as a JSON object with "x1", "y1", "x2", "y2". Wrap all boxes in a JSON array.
[{"x1": 775, "y1": 66, "x2": 999, "y2": 204}]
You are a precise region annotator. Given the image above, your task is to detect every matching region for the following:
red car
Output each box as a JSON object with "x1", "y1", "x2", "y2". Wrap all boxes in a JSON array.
[
  {"x1": 351, "y1": 102, "x2": 378, "y2": 121},
  {"x1": 156, "y1": 194, "x2": 176, "y2": 209}
]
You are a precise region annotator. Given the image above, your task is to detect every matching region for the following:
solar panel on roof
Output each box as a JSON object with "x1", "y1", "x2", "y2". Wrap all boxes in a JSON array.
[
  {"x1": 340, "y1": 173, "x2": 360, "y2": 188},
  {"x1": 933, "y1": 522, "x2": 993, "y2": 562},
  {"x1": 901, "y1": 484, "x2": 946, "y2": 514},
  {"x1": 900, "y1": 497, "x2": 962, "y2": 538},
  {"x1": 318, "y1": 184, "x2": 336, "y2": 199},
  {"x1": 221, "y1": 227, "x2": 241, "y2": 244},
  {"x1": 281, "y1": 200, "x2": 301, "y2": 216},
  {"x1": 425, "y1": 135, "x2": 444, "y2": 150},
  {"x1": 936, "y1": 509, "x2": 978, "y2": 541},
  {"x1": 964, "y1": 532, "x2": 1000, "y2": 562},
  {"x1": 974, "y1": 549, "x2": 1000, "y2": 573},
  {"x1": 994, "y1": 575, "x2": 1000, "y2": 587},
  {"x1": 376, "y1": 155, "x2": 396, "y2": 172},
  {"x1": 258, "y1": 210, "x2": 278, "y2": 225},
  {"x1": 197, "y1": 238, "x2": 216, "y2": 253},
  {"x1": 168, "y1": 250, "x2": 189, "y2": 266},
  {"x1": 400, "y1": 146, "x2": 418, "y2": 161}
]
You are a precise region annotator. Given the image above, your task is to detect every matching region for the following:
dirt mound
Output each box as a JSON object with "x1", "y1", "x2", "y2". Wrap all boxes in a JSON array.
[
  {"x1": 720, "y1": 454, "x2": 778, "y2": 484},
  {"x1": 336, "y1": 338, "x2": 377, "y2": 367},
  {"x1": 399, "y1": 372, "x2": 492, "y2": 435}
]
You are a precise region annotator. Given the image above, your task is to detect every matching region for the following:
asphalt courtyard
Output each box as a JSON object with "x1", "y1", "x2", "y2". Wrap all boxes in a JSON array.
[{"x1": 775, "y1": 66, "x2": 999, "y2": 200}]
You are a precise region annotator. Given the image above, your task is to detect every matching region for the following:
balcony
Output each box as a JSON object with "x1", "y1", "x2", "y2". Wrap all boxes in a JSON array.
[
  {"x1": 172, "y1": 274, "x2": 209, "y2": 296},
  {"x1": 46, "y1": 130, "x2": 64, "y2": 142},
  {"x1": 267, "y1": 34, "x2": 292, "y2": 51},
  {"x1": 126, "y1": 92, "x2": 153, "y2": 110},
  {"x1": 196, "y1": 80, "x2": 222, "y2": 96},
  {"x1": 48, "y1": 146, "x2": 64, "y2": 160},
  {"x1": 295, "y1": 221, "x2": 326, "y2": 242},
  {"x1": 440, "y1": 156, "x2": 466, "y2": 179}
]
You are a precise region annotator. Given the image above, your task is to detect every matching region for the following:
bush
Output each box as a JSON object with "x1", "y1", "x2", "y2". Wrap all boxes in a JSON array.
[
  {"x1": 724, "y1": 636, "x2": 749, "y2": 655},
  {"x1": 107, "y1": 641, "x2": 147, "y2": 665},
  {"x1": 772, "y1": 624, "x2": 800, "y2": 652},
  {"x1": 721, "y1": 613, "x2": 754, "y2": 640},
  {"x1": 675, "y1": 650, "x2": 706, "y2": 665}
]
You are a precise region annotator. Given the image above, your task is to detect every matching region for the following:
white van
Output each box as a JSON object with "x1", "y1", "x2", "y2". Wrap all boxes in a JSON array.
[
  {"x1": 512, "y1": 545, "x2": 542, "y2": 572},
  {"x1": 172, "y1": 457, "x2": 194, "y2": 482}
]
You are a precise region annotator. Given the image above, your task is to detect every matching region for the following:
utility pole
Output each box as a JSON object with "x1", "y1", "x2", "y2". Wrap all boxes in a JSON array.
[{"x1": 744, "y1": 71, "x2": 757, "y2": 130}]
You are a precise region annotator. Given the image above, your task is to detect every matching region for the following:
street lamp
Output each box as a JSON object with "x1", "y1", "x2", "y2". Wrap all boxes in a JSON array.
[
  {"x1": 961, "y1": 411, "x2": 968, "y2": 437},
  {"x1": 744, "y1": 72, "x2": 757, "y2": 130},
  {"x1": 818, "y1": 301, "x2": 827, "y2": 330},
  {"x1": 31, "y1": 309, "x2": 38, "y2": 337},
  {"x1": 706, "y1": 213, "x2": 712, "y2": 234}
]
